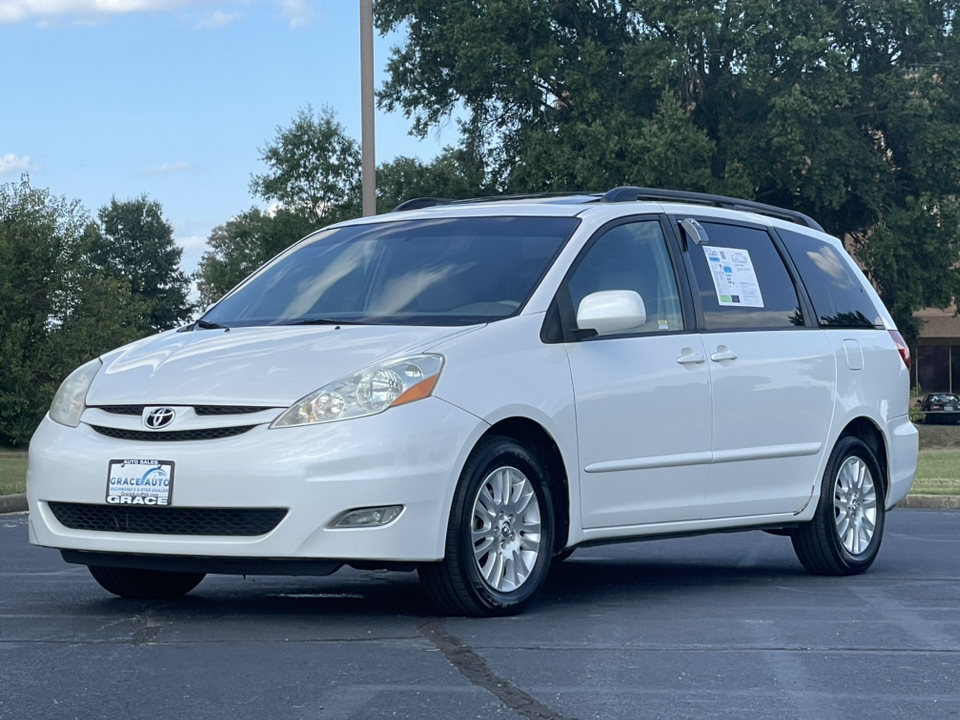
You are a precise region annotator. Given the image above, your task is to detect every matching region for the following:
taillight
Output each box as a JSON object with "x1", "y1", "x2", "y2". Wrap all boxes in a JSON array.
[{"x1": 889, "y1": 330, "x2": 911, "y2": 370}]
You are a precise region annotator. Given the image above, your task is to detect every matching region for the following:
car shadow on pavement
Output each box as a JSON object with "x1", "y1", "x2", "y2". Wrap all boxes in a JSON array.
[{"x1": 71, "y1": 550, "x2": 817, "y2": 622}]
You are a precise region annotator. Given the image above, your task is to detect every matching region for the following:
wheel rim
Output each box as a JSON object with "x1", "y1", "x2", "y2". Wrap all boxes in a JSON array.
[
  {"x1": 833, "y1": 455, "x2": 878, "y2": 555},
  {"x1": 471, "y1": 466, "x2": 542, "y2": 592}
]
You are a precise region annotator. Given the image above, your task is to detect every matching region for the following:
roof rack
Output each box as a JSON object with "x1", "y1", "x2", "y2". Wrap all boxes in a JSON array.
[
  {"x1": 392, "y1": 186, "x2": 825, "y2": 232},
  {"x1": 391, "y1": 192, "x2": 595, "y2": 213},
  {"x1": 598, "y1": 186, "x2": 824, "y2": 231},
  {"x1": 392, "y1": 197, "x2": 455, "y2": 212}
]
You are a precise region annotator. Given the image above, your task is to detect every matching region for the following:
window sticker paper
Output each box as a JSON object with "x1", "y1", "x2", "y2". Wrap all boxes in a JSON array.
[{"x1": 702, "y1": 246, "x2": 764, "y2": 308}]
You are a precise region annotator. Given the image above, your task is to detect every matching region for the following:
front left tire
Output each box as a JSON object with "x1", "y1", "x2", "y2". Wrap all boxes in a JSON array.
[{"x1": 419, "y1": 436, "x2": 555, "y2": 617}]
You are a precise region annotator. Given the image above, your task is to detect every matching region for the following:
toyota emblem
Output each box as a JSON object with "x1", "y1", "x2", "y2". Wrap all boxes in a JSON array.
[{"x1": 143, "y1": 407, "x2": 176, "y2": 429}]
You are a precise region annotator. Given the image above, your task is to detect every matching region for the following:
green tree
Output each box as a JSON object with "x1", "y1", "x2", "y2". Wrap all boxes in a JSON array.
[
  {"x1": 855, "y1": 196, "x2": 960, "y2": 344},
  {"x1": 250, "y1": 105, "x2": 362, "y2": 224},
  {"x1": 377, "y1": 0, "x2": 960, "y2": 343},
  {"x1": 376, "y1": 146, "x2": 492, "y2": 212},
  {"x1": 88, "y1": 195, "x2": 193, "y2": 333},
  {"x1": 0, "y1": 177, "x2": 148, "y2": 446}
]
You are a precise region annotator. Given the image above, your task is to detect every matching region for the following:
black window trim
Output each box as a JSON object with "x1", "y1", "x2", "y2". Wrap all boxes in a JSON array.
[
  {"x1": 668, "y1": 214, "x2": 820, "y2": 334},
  {"x1": 540, "y1": 214, "x2": 697, "y2": 344}
]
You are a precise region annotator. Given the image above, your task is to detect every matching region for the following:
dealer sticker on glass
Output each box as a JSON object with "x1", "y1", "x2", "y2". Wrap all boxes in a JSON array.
[{"x1": 106, "y1": 459, "x2": 174, "y2": 506}]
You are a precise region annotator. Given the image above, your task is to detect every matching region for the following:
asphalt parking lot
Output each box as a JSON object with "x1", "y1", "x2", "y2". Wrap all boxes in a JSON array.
[{"x1": 1, "y1": 508, "x2": 958, "y2": 720}]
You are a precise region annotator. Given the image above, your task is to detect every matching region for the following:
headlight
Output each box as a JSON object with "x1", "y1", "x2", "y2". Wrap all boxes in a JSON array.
[
  {"x1": 49, "y1": 358, "x2": 102, "y2": 428},
  {"x1": 271, "y1": 354, "x2": 444, "y2": 428}
]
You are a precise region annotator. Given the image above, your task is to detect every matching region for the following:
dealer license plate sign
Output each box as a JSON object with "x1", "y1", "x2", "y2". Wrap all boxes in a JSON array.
[{"x1": 106, "y1": 459, "x2": 174, "y2": 506}]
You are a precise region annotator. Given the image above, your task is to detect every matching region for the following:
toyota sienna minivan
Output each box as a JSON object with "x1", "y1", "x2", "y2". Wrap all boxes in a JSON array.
[{"x1": 27, "y1": 187, "x2": 919, "y2": 616}]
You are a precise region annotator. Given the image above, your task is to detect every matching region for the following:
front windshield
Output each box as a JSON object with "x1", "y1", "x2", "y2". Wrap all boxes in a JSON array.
[{"x1": 202, "y1": 216, "x2": 580, "y2": 328}]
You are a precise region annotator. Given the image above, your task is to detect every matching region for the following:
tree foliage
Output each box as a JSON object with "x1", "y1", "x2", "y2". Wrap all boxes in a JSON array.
[
  {"x1": 0, "y1": 177, "x2": 148, "y2": 446},
  {"x1": 250, "y1": 105, "x2": 362, "y2": 224},
  {"x1": 376, "y1": 146, "x2": 492, "y2": 211},
  {"x1": 88, "y1": 195, "x2": 193, "y2": 333},
  {"x1": 377, "y1": 0, "x2": 960, "y2": 342}
]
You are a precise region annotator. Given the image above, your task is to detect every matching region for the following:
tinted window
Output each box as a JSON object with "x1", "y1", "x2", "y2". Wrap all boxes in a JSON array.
[
  {"x1": 204, "y1": 217, "x2": 579, "y2": 327},
  {"x1": 567, "y1": 220, "x2": 683, "y2": 334},
  {"x1": 689, "y1": 222, "x2": 803, "y2": 330},
  {"x1": 779, "y1": 228, "x2": 882, "y2": 328}
]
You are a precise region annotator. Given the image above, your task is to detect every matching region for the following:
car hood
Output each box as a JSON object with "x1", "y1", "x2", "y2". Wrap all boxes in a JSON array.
[{"x1": 86, "y1": 324, "x2": 481, "y2": 407}]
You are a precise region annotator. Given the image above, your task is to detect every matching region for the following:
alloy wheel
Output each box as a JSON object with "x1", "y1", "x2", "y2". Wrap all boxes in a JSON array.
[{"x1": 471, "y1": 466, "x2": 542, "y2": 592}]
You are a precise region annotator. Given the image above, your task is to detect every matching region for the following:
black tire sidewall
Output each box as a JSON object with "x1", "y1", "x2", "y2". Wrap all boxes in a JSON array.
[
  {"x1": 452, "y1": 438, "x2": 554, "y2": 614},
  {"x1": 821, "y1": 436, "x2": 886, "y2": 570}
]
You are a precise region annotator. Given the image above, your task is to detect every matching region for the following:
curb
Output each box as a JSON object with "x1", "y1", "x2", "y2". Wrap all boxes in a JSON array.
[
  {"x1": 896, "y1": 494, "x2": 960, "y2": 510},
  {"x1": 0, "y1": 494, "x2": 27, "y2": 514},
  {"x1": 1, "y1": 494, "x2": 958, "y2": 514}
]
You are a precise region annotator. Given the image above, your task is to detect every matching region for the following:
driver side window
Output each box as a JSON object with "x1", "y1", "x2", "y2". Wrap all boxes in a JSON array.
[{"x1": 568, "y1": 220, "x2": 683, "y2": 334}]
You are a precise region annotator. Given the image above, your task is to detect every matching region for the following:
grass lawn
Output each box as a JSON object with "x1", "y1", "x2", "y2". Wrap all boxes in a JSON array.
[
  {"x1": 0, "y1": 450, "x2": 28, "y2": 497},
  {"x1": 912, "y1": 449, "x2": 960, "y2": 495}
]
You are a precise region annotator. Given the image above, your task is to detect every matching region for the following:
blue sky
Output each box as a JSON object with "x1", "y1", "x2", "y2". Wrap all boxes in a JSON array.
[{"x1": 0, "y1": 0, "x2": 452, "y2": 275}]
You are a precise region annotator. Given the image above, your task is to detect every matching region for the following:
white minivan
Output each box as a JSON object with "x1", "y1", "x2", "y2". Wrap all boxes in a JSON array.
[{"x1": 27, "y1": 187, "x2": 919, "y2": 616}]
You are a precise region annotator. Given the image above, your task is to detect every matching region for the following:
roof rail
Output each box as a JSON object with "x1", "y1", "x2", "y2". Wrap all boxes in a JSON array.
[
  {"x1": 392, "y1": 191, "x2": 598, "y2": 212},
  {"x1": 392, "y1": 197, "x2": 454, "y2": 212},
  {"x1": 598, "y1": 186, "x2": 824, "y2": 232}
]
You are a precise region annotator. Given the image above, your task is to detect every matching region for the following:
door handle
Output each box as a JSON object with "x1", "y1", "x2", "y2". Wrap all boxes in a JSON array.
[
  {"x1": 710, "y1": 346, "x2": 737, "y2": 362},
  {"x1": 676, "y1": 351, "x2": 706, "y2": 365}
]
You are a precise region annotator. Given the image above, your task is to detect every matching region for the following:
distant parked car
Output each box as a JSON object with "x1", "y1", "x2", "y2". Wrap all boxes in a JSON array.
[{"x1": 918, "y1": 393, "x2": 960, "y2": 424}]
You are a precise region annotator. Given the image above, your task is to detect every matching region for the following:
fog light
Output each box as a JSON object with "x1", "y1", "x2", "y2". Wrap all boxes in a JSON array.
[{"x1": 333, "y1": 505, "x2": 403, "y2": 528}]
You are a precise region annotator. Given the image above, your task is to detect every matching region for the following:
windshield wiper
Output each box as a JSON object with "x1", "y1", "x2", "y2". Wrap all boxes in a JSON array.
[
  {"x1": 195, "y1": 319, "x2": 231, "y2": 331},
  {"x1": 280, "y1": 318, "x2": 364, "y2": 326}
]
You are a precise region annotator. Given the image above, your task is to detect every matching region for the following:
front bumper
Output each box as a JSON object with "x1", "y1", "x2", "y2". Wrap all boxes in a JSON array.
[{"x1": 28, "y1": 397, "x2": 483, "y2": 564}]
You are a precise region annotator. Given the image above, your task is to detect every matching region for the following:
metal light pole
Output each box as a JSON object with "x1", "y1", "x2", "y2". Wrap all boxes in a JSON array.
[{"x1": 360, "y1": 0, "x2": 376, "y2": 216}]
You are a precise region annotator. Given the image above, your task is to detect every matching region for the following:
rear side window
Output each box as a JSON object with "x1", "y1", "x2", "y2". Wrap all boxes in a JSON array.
[
  {"x1": 778, "y1": 229, "x2": 882, "y2": 328},
  {"x1": 688, "y1": 222, "x2": 804, "y2": 330}
]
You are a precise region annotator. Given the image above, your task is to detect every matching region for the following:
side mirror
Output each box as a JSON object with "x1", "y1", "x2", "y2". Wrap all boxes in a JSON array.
[{"x1": 576, "y1": 290, "x2": 647, "y2": 336}]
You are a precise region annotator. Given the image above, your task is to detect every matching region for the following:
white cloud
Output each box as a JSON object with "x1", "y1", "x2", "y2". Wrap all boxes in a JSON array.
[
  {"x1": 176, "y1": 234, "x2": 208, "y2": 251},
  {"x1": 0, "y1": 0, "x2": 318, "y2": 25},
  {"x1": 0, "y1": 153, "x2": 33, "y2": 175},
  {"x1": 195, "y1": 9, "x2": 239, "y2": 28},
  {"x1": 277, "y1": 0, "x2": 311, "y2": 29},
  {"x1": 142, "y1": 160, "x2": 193, "y2": 175},
  {"x1": 1, "y1": 0, "x2": 183, "y2": 23},
  {"x1": 0, "y1": 0, "x2": 270, "y2": 24}
]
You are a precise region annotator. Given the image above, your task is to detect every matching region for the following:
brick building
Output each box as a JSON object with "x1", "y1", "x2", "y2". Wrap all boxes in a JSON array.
[{"x1": 914, "y1": 306, "x2": 960, "y2": 394}]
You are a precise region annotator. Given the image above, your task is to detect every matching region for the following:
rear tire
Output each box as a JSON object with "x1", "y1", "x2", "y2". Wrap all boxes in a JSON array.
[
  {"x1": 419, "y1": 436, "x2": 554, "y2": 617},
  {"x1": 792, "y1": 436, "x2": 885, "y2": 576},
  {"x1": 88, "y1": 565, "x2": 205, "y2": 599}
]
